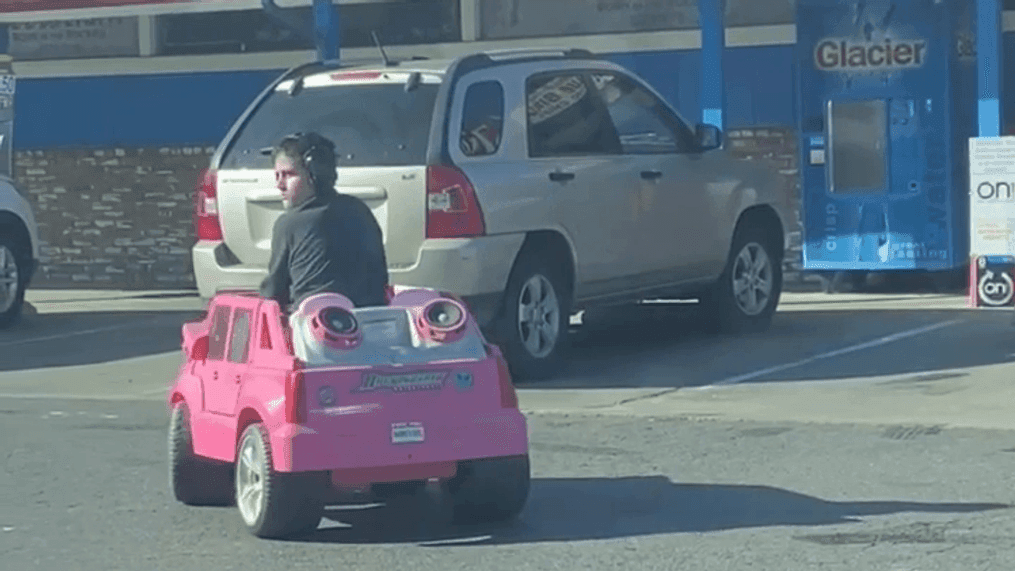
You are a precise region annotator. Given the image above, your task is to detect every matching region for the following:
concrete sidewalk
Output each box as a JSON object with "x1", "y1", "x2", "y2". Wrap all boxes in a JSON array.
[{"x1": 24, "y1": 289, "x2": 205, "y2": 314}]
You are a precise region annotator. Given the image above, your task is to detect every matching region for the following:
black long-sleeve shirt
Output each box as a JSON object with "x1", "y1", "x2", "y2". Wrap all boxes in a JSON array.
[{"x1": 259, "y1": 192, "x2": 389, "y2": 312}]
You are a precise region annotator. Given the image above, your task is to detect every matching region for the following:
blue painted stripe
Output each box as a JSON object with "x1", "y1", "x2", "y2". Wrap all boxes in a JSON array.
[
  {"x1": 11, "y1": 44, "x2": 794, "y2": 150},
  {"x1": 14, "y1": 69, "x2": 284, "y2": 149}
]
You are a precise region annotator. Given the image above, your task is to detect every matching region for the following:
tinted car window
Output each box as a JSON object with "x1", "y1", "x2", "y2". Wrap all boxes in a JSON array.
[
  {"x1": 460, "y1": 80, "x2": 505, "y2": 157},
  {"x1": 525, "y1": 72, "x2": 622, "y2": 158},
  {"x1": 222, "y1": 83, "x2": 440, "y2": 169},
  {"x1": 207, "y1": 305, "x2": 232, "y2": 361},
  {"x1": 591, "y1": 72, "x2": 696, "y2": 154},
  {"x1": 228, "y1": 309, "x2": 252, "y2": 364}
]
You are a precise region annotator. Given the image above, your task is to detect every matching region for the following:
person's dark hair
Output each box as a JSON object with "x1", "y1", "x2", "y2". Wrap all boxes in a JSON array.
[{"x1": 273, "y1": 131, "x2": 337, "y2": 192}]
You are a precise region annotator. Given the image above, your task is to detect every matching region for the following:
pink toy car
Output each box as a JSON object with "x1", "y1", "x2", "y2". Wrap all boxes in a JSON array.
[{"x1": 167, "y1": 286, "x2": 530, "y2": 539}]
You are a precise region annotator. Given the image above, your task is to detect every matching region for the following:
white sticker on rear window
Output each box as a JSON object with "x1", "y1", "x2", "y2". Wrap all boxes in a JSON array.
[{"x1": 528, "y1": 75, "x2": 587, "y2": 125}]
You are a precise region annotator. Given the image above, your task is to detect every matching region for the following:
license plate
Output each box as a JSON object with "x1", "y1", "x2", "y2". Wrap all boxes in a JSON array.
[{"x1": 391, "y1": 422, "x2": 424, "y2": 444}]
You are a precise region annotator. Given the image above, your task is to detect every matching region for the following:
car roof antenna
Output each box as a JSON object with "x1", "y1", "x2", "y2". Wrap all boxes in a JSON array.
[{"x1": 371, "y1": 30, "x2": 392, "y2": 67}]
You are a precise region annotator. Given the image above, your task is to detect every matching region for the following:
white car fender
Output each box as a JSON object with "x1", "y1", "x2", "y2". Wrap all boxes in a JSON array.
[{"x1": 0, "y1": 175, "x2": 40, "y2": 260}]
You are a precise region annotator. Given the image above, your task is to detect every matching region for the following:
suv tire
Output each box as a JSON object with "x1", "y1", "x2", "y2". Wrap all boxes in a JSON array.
[
  {"x1": 700, "y1": 222, "x2": 783, "y2": 334},
  {"x1": 0, "y1": 235, "x2": 27, "y2": 329},
  {"x1": 494, "y1": 252, "x2": 571, "y2": 381}
]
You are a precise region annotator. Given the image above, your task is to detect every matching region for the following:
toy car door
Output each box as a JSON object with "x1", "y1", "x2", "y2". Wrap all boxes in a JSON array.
[{"x1": 206, "y1": 301, "x2": 256, "y2": 416}]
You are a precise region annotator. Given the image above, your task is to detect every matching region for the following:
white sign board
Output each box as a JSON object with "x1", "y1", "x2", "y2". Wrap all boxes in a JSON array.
[
  {"x1": 8, "y1": 17, "x2": 139, "y2": 60},
  {"x1": 969, "y1": 136, "x2": 1015, "y2": 257}
]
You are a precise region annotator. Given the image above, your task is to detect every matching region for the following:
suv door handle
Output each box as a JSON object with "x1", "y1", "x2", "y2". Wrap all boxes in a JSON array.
[
  {"x1": 640, "y1": 170, "x2": 663, "y2": 180},
  {"x1": 549, "y1": 171, "x2": 575, "y2": 182}
]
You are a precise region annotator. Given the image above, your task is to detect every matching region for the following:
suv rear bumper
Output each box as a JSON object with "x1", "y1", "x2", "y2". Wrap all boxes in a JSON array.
[{"x1": 192, "y1": 234, "x2": 524, "y2": 324}]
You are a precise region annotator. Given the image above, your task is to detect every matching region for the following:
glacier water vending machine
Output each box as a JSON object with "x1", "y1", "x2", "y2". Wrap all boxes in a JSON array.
[{"x1": 796, "y1": 0, "x2": 978, "y2": 282}]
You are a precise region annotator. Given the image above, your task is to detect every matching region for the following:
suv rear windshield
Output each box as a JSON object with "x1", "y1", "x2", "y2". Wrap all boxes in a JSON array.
[{"x1": 220, "y1": 82, "x2": 440, "y2": 169}]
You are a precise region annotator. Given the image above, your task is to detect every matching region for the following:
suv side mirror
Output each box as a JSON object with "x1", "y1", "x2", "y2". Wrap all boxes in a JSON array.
[{"x1": 695, "y1": 124, "x2": 723, "y2": 151}]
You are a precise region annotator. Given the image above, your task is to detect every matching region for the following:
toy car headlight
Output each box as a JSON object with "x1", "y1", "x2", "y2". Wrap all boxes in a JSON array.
[
  {"x1": 311, "y1": 306, "x2": 361, "y2": 349},
  {"x1": 419, "y1": 298, "x2": 467, "y2": 339}
]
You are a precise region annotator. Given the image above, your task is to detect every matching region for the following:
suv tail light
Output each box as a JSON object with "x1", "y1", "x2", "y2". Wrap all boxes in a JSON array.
[
  {"x1": 426, "y1": 165, "x2": 486, "y2": 239},
  {"x1": 194, "y1": 168, "x2": 223, "y2": 241}
]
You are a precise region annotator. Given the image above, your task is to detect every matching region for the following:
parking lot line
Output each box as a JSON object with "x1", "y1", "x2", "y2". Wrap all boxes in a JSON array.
[
  {"x1": 703, "y1": 318, "x2": 964, "y2": 388},
  {"x1": 0, "y1": 320, "x2": 165, "y2": 347},
  {"x1": 0, "y1": 393, "x2": 165, "y2": 401}
]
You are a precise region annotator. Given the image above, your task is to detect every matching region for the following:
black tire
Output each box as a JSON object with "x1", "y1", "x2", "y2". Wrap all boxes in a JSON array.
[
  {"x1": 447, "y1": 455, "x2": 530, "y2": 525},
  {"x1": 0, "y1": 235, "x2": 28, "y2": 329},
  {"x1": 494, "y1": 252, "x2": 572, "y2": 381},
  {"x1": 234, "y1": 423, "x2": 322, "y2": 539},
  {"x1": 700, "y1": 222, "x2": 783, "y2": 334},
  {"x1": 168, "y1": 402, "x2": 234, "y2": 506}
]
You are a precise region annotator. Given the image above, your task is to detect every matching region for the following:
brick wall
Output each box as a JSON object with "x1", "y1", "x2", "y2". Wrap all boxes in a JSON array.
[
  {"x1": 13, "y1": 133, "x2": 806, "y2": 291},
  {"x1": 724, "y1": 125, "x2": 804, "y2": 274},
  {"x1": 15, "y1": 146, "x2": 213, "y2": 289}
]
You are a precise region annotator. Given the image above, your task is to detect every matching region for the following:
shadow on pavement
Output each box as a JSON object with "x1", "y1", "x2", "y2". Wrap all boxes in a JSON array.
[
  {"x1": 0, "y1": 310, "x2": 203, "y2": 371},
  {"x1": 535, "y1": 302, "x2": 1015, "y2": 390},
  {"x1": 291, "y1": 475, "x2": 1010, "y2": 545}
]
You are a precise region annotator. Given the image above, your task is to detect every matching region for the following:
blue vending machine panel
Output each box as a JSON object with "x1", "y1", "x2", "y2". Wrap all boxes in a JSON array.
[{"x1": 796, "y1": 0, "x2": 977, "y2": 271}]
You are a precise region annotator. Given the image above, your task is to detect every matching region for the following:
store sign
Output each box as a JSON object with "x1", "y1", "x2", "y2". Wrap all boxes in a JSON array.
[
  {"x1": 814, "y1": 37, "x2": 928, "y2": 72},
  {"x1": 8, "y1": 17, "x2": 140, "y2": 59},
  {"x1": 969, "y1": 137, "x2": 1015, "y2": 257},
  {"x1": 480, "y1": 0, "x2": 699, "y2": 40},
  {"x1": 479, "y1": 0, "x2": 794, "y2": 39},
  {"x1": 0, "y1": 0, "x2": 194, "y2": 13},
  {"x1": 971, "y1": 255, "x2": 1015, "y2": 308},
  {"x1": 968, "y1": 137, "x2": 1015, "y2": 308}
]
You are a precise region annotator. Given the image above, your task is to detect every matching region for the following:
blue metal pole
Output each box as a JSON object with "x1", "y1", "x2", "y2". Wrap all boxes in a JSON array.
[
  {"x1": 977, "y1": 0, "x2": 1002, "y2": 137},
  {"x1": 700, "y1": 0, "x2": 725, "y2": 130},
  {"x1": 313, "y1": 0, "x2": 340, "y2": 62}
]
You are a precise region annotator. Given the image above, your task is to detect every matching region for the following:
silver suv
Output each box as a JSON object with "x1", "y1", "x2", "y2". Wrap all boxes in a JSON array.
[
  {"x1": 0, "y1": 176, "x2": 39, "y2": 328},
  {"x1": 192, "y1": 48, "x2": 793, "y2": 380}
]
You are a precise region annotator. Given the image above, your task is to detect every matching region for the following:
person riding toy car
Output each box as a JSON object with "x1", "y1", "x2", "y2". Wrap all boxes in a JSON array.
[{"x1": 166, "y1": 285, "x2": 531, "y2": 539}]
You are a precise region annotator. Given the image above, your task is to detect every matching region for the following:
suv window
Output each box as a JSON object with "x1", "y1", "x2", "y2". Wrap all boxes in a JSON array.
[
  {"x1": 227, "y1": 308, "x2": 253, "y2": 364},
  {"x1": 525, "y1": 72, "x2": 622, "y2": 158},
  {"x1": 207, "y1": 305, "x2": 232, "y2": 361},
  {"x1": 590, "y1": 72, "x2": 697, "y2": 154},
  {"x1": 221, "y1": 81, "x2": 441, "y2": 169},
  {"x1": 459, "y1": 80, "x2": 504, "y2": 157}
]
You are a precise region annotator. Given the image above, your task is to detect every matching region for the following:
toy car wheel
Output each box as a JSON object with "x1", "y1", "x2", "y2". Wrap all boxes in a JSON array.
[
  {"x1": 0, "y1": 236, "x2": 27, "y2": 329},
  {"x1": 447, "y1": 455, "x2": 530, "y2": 525},
  {"x1": 234, "y1": 423, "x2": 322, "y2": 539},
  {"x1": 495, "y1": 252, "x2": 571, "y2": 381},
  {"x1": 168, "y1": 402, "x2": 234, "y2": 506},
  {"x1": 700, "y1": 222, "x2": 783, "y2": 334}
]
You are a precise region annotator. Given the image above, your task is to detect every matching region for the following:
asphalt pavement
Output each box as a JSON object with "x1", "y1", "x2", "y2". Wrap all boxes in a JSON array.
[{"x1": 0, "y1": 288, "x2": 1014, "y2": 570}]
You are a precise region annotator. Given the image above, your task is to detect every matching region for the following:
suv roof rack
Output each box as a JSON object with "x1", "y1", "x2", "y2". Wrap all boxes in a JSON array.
[
  {"x1": 482, "y1": 47, "x2": 595, "y2": 59},
  {"x1": 475, "y1": 47, "x2": 595, "y2": 61},
  {"x1": 449, "y1": 47, "x2": 597, "y2": 73}
]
